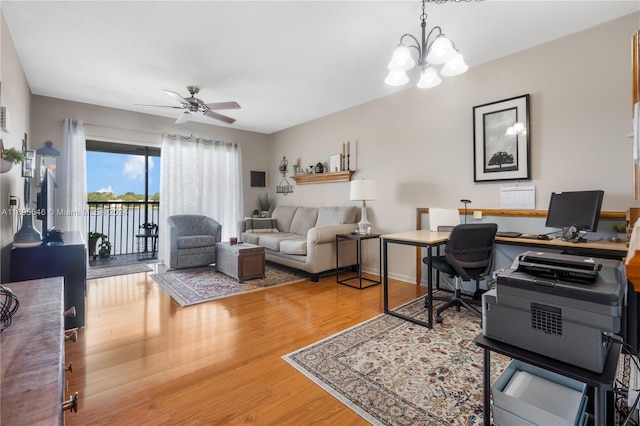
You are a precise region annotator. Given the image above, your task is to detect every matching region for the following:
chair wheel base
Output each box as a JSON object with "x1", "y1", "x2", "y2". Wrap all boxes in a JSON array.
[{"x1": 435, "y1": 316, "x2": 443, "y2": 324}]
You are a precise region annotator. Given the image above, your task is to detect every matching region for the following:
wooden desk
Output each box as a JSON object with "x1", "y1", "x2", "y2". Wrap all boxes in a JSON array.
[
  {"x1": 1, "y1": 277, "x2": 65, "y2": 425},
  {"x1": 382, "y1": 230, "x2": 449, "y2": 328}
]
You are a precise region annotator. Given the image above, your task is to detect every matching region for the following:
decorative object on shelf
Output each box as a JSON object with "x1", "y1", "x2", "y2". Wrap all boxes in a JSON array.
[
  {"x1": 314, "y1": 162, "x2": 324, "y2": 174},
  {"x1": 0, "y1": 285, "x2": 19, "y2": 331},
  {"x1": 35, "y1": 140, "x2": 59, "y2": 186},
  {"x1": 350, "y1": 179, "x2": 377, "y2": 234},
  {"x1": 342, "y1": 141, "x2": 351, "y2": 171},
  {"x1": 258, "y1": 193, "x2": 271, "y2": 217},
  {"x1": 276, "y1": 156, "x2": 294, "y2": 195},
  {"x1": 473, "y1": 94, "x2": 530, "y2": 182},
  {"x1": 14, "y1": 133, "x2": 42, "y2": 248},
  {"x1": 385, "y1": 0, "x2": 470, "y2": 89},
  {"x1": 292, "y1": 158, "x2": 300, "y2": 174},
  {"x1": 329, "y1": 154, "x2": 341, "y2": 173}
]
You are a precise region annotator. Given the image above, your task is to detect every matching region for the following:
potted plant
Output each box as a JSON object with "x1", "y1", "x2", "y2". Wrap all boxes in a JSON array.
[
  {"x1": 611, "y1": 223, "x2": 628, "y2": 241},
  {"x1": 1, "y1": 147, "x2": 24, "y2": 173},
  {"x1": 88, "y1": 232, "x2": 111, "y2": 258},
  {"x1": 258, "y1": 194, "x2": 271, "y2": 218}
]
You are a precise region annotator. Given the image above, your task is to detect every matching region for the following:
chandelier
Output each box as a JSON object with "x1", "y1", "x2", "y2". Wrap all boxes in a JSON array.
[{"x1": 385, "y1": 0, "x2": 470, "y2": 89}]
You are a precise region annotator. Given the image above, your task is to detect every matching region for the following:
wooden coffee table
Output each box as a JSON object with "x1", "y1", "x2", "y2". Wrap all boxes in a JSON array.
[{"x1": 215, "y1": 242, "x2": 265, "y2": 282}]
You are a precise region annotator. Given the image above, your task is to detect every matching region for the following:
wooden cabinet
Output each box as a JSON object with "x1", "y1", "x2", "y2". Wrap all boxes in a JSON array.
[
  {"x1": 10, "y1": 231, "x2": 86, "y2": 329},
  {"x1": 1, "y1": 277, "x2": 66, "y2": 425}
]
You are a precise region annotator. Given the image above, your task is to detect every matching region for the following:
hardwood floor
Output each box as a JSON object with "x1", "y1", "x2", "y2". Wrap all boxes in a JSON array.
[{"x1": 65, "y1": 269, "x2": 428, "y2": 425}]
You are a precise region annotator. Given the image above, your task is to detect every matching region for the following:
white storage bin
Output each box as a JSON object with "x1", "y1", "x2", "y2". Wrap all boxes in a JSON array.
[{"x1": 492, "y1": 360, "x2": 587, "y2": 426}]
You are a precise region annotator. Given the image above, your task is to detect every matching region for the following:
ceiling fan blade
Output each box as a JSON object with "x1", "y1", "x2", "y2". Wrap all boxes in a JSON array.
[
  {"x1": 162, "y1": 89, "x2": 190, "y2": 105},
  {"x1": 204, "y1": 101, "x2": 241, "y2": 111},
  {"x1": 204, "y1": 110, "x2": 236, "y2": 124},
  {"x1": 135, "y1": 104, "x2": 184, "y2": 109},
  {"x1": 175, "y1": 112, "x2": 190, "y2": 124}
]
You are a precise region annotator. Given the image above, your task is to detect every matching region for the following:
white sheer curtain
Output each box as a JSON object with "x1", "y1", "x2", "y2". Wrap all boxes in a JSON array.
[
  {"x1": 56, "y1": 118, "x2": 87, "y2": 240},
  {"x1": 158, "y1": 134, "x2": 243, "y2": 263}
]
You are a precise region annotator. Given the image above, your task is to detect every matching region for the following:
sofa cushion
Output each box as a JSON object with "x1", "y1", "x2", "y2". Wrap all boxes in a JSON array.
[
  {"x1": 272, "y1": 206, "x2": 299, "y2": 233},
  {"x1": 240, "y1": 232, "x2": 260, "y2": 245},
  {"x1": 280, "y1": 239, "x2": 307, "y2": 255},
  {"x1": 244, "y1": 218, "x2": 278, "y2": 233},
  {"x1": 316, "y1": 206, "x2": 357, "y2": 226},
  {"x1": 177, "y1": 235, "x2": 217, "y2": 249},
  {"x1": 258, "y1": 233, "x2": 301, "y2": 252},
  {"x1": 289, "y1": 207, "x2": 318, "y2": 235}
]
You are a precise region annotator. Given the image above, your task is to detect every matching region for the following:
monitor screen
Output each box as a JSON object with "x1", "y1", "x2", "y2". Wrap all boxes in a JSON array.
[{"x1": 545, "y1": 190, "x2": 604, "y2": 232}]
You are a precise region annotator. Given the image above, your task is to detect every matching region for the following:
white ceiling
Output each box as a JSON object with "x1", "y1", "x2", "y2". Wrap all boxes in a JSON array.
[{"x1": 2, "y1": 1, "x2": 639, "y2": 135}]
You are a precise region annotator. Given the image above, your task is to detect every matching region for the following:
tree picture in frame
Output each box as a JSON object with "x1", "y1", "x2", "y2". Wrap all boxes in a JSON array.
[{"x1": 473, "y1": 94, "x2": 530, "y2": 182}]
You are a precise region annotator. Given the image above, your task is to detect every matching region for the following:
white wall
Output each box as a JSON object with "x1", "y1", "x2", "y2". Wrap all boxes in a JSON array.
[
  {"x1": 0, "y1": 11, "x2": 32, "y2": 283},
  {"x1": 270, "y1": 13, "x2": 639, "y2": 282}
]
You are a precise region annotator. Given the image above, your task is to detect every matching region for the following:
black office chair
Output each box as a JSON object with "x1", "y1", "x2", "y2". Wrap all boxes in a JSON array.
[{"x1": 424, "y1": 223, "x2": 497, "y2": 323}]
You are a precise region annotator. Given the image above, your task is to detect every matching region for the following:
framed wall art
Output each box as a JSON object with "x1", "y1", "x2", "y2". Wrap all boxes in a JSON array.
[
  {"x1": 250, "y1": 170, "x2": 266, "y2": 187},
  {"x1": 473, "y1": 94, "x2": 530, "y2": 182}
]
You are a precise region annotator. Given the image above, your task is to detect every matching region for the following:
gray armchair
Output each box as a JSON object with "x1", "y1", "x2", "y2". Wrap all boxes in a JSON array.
[{"x1": 167, "y1": 215, "x2": 222, "y2": 269}]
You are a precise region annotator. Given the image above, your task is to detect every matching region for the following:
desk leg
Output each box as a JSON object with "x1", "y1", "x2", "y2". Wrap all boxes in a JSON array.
[
  {"x1": 594, "y1": 387, "x2": 605, "y2": 426},
  {"x1": 483, "y1": 347, "x2": 491, "y2": 426},
  {"x1": 427, "y1": 245, "x2": 433, "y2": 328},
  {"x1": 383, "y1": 240, "x2": 389, "y2": 312},
  {"x1": 335, "y1": 236, "x2": 339, "y2": 283}
]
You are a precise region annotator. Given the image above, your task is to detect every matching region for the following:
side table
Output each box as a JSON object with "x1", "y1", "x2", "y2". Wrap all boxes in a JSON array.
[{"x1": 335, "y1": 233, "x2": 381, "y2": 289}]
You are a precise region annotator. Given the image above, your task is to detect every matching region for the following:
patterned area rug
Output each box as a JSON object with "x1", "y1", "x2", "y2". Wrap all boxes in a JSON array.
[
  {"x1": 150, "y1": 264, "x2": 307, "y2": 307},
  {"x1": 87, "y1": 263, "x2": 153, "y2": 280},
  {"x1": 283, "y1": 297, "x2": 511, "y2": 425}
]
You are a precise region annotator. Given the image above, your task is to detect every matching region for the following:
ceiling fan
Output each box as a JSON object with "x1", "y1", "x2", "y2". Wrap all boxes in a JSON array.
[{"x1": 136, "y1": 86, "x2": 240, "y2": 124}]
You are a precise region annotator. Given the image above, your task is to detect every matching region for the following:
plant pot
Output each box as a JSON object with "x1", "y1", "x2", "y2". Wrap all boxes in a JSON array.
[
  {"x1": 0, "y1": 160, "x2": 13, "y2": 173},
  {"x1": 88, "y1": 237, "x2": 99, "y2": 256}
]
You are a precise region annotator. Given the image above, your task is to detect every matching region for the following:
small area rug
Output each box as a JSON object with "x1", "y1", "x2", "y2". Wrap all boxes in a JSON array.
[
  {"x1": 283, "y1": 297, "x2": 511, "y2": 425},
  {"x1": 87, "y1": 263, "x2": 153, "y2": 280},
  {"x1": 150, "y1": 264, "x2": 307, "y2": 307}
]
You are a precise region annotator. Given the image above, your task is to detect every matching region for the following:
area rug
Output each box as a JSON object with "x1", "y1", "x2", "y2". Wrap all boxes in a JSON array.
[
  {"x1": 87, "y1": 263, "x2": 153, "y2": 280},
  {"x1": 150, "y1": 264, "x2": 307, "y2": 307},
  {"x1": 283, "y1": 297, "x2": 511, "y2": 426}
]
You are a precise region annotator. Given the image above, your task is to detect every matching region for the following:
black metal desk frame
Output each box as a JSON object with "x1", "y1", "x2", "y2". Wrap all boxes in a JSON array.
[
  {"x1": 474, "y1": 334, "x2": 621, "y2": 426},
  {"x1": 382, "y1": 231, "x2": 448, "y2": 329},
  {"x1": 335, "y1": 233, "x2": 382, "y2": 289}
]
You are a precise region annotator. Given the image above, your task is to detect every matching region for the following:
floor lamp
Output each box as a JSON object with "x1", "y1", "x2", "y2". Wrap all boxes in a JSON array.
[{"x1": 350, "y1": 179, "x2": 377, "y2": 234}]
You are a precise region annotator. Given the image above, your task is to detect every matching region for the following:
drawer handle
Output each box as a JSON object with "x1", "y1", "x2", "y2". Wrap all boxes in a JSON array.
[
  {"x1": 65, "y1": 330, "x2": 77, "y2": 343},
  {"x1": 62, "y1": 392, "x2": 79, "y2": 413},
  {"x1": 64, "y1": 306, "x2": 76, "y2": 318}
]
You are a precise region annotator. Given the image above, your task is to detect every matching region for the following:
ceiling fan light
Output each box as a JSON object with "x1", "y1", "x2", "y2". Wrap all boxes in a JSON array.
[
  {"x1": 440, "y1": 52, "x2": 468, "y2": 76},
  {"x1": 416, "y1": 67, "x2": 441, "y2": 89},
  {"x1": 388, "y1": 45, "x2": 416, "y2": 71},
  {"x1": 385, "y1": 70, "x2": 410, "y2": 86},
  {"x1": 426, "y1": 35, "x2": 456, "y2": 65}
]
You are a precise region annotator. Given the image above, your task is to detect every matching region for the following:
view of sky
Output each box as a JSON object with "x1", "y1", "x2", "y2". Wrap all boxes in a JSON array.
[{"x1": 86, "y1": 151, "x2": 160, "y2": 195}]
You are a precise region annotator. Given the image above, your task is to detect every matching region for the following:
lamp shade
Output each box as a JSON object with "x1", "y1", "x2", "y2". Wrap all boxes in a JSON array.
[
  {"x1": 417, "y1": 67, "x2": 442, "y2": 89},
  {"x1": 384, "y1": 70, "x2": 409, "y2": 86},
  {"x1": 440, "y1": 52, "x2": 468, "y2": 76},
  {"x1": 426, "y1": 35, "x2": 456, "y2": 65},
  {"x1": 387, "y1": 45, "x2": 416, "y2": 71},
  {"x1": 350, "y1": 179, "x2": 377, "y2": 201}
]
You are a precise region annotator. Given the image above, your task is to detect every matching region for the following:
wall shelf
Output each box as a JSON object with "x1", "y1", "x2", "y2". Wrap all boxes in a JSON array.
[{"x1": 291, "y1": 170, "x2": 355, "y2": 185}]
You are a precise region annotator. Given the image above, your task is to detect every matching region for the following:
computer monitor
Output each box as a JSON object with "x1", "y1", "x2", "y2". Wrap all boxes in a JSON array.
[{"x1": 545, "y1": 190, "x2": 605, "y2": 232}]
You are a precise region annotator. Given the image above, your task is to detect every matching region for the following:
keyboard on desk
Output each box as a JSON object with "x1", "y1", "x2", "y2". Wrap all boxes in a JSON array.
[{"x1": 496, "y1": 231, "x2": 522, "y2": 238}]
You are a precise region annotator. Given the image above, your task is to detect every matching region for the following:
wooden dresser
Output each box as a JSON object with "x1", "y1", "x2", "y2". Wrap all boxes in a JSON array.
[{"x1": 0, "y1": 277, "x2": 69, "y2": 425}]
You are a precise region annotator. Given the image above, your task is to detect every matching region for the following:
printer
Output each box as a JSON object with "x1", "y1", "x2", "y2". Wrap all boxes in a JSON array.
[{"x1": 483, "y1": 251, "x2": 626, "y2": 373}]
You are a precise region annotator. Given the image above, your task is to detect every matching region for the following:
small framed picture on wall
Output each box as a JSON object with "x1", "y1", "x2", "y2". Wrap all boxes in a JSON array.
[{"x1": 250, "y1": 171, "x2": 266, "y2": 187}]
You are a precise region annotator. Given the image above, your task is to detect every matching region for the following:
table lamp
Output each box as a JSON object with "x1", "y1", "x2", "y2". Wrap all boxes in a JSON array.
[{"x1": 350, "y1": 179, "x2": 377, "y2": 234}]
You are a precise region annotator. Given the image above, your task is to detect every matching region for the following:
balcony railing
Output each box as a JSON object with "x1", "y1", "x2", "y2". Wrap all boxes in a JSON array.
[{"x1": 87, "y1": 201, "x2": 159, "y2": 257}]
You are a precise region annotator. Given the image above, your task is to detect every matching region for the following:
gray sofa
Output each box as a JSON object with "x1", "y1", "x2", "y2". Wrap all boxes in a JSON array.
[
  {"x1": 167, "y1": 215, "x2": 222, "y2": 269},
  {"x1": 240, "y1": 206, "x2": 359, "y2": 281}
]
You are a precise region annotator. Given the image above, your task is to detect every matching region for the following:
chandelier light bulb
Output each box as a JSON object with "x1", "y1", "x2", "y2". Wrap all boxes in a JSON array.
[
  {"x1": 426, "y1": 35, "x2": 456, "y2": 65},
  {"x1": 384, "y1": 70, "x2": 410, "y2": 86},
  {"x1": 388, "y1": 45, "x2": 416, "y2": 71},
  {"x1": 416, "y1": 67, "x2": 442, "y2": 89},
  {"x1": 440, "y1": 52, "x2": 468, "y2": 76}
]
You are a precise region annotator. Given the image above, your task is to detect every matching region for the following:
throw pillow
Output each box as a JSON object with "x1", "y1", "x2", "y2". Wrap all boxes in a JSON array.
[{"x1": 244, "y1": 218, "x2": 278, "y2": 233}]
